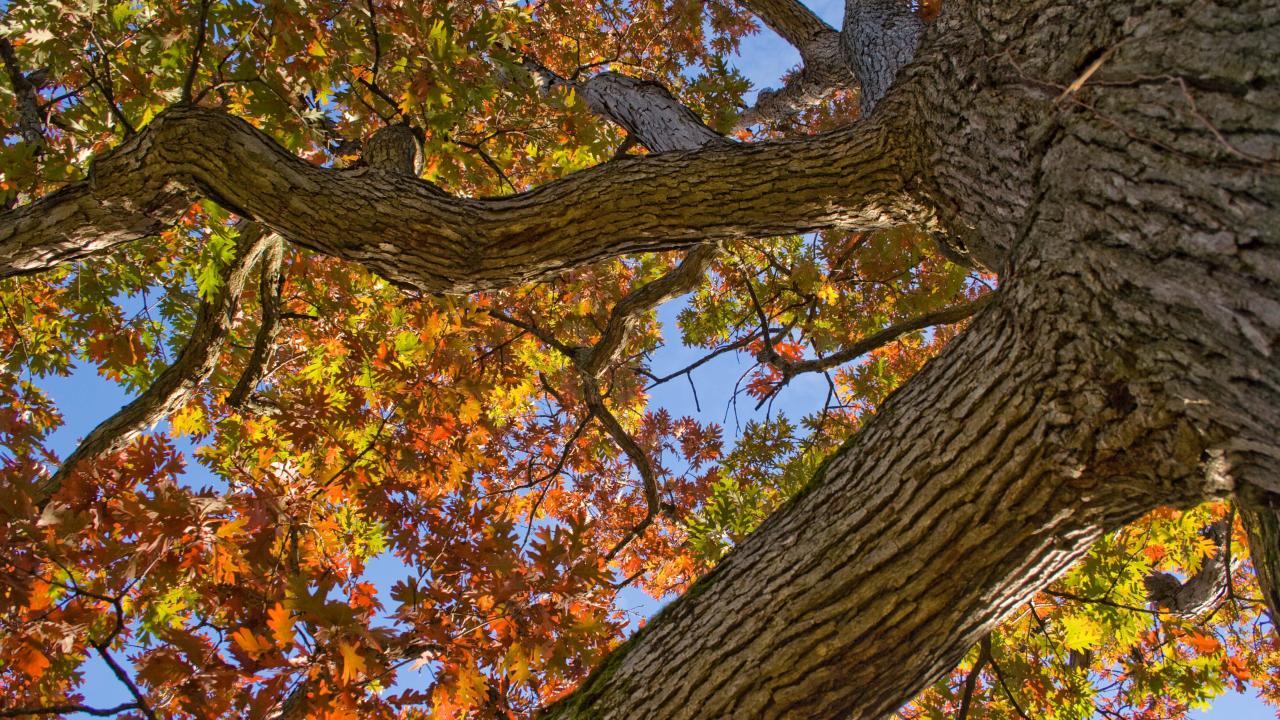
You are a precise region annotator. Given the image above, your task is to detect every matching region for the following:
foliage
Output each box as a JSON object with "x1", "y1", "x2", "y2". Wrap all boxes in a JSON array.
[{"x1": 0, "y1": 0, "x2": 1274, "y2": 717}]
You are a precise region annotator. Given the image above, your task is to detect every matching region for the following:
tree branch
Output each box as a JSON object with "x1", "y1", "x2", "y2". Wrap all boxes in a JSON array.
[
  {"x1": 31, "y1": 222, "x2": 274, "y2": 507},
  {"x1": 0, "y1": 105, "x2": 930, "y2": 292},
  {"x1": 227, "y1": 233, "x2": 286, "y2": 408},
  {"x1": 180, "y1": 0, "x2": 211, "y2": 105},
  {"x1": 0, "y1": 703, "x2": 142, "y2": 718},
  {"x1": 1142, "y1": 519, "x2": 1233, "y2": 618},
  {"x1": 0, "y1": 37, "x2": 46, "y2": 146},
  {"x1": 737, "y1": 0, "x2": 834, "y2": 51}
]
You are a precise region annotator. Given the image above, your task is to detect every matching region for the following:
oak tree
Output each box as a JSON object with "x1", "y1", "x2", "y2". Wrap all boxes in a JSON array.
[{"x1": 0, "y1": 0, "x2": 1276, "y2": 717}]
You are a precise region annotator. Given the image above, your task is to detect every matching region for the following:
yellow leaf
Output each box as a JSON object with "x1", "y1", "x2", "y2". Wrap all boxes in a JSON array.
[
  {"x1": 1060, "y1": 615, "x2": 1101, "y2": 652},
  {"x1": 453, "y1": 662, "x2": 488, "y2": 705},
  {"x1": 504, "y1": 644, "x2": 532, "y2": 685},
  {"x1": 458, "y1": 398, "x2": 483, "y2": 424},
  {"x1": 339, "y1": 641, "x2": 366, "y2": 684}
]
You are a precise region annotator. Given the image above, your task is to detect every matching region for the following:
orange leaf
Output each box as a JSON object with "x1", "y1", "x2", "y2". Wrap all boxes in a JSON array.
[
  {"x1": 339, "y1": 641, "x2": 366, "y2": 684},
  {"x1": 267, "y1": 603, "x2": 295, "y2": 648},
  {"x1": 232, "y1": 627, "x2": 272, "y2": 659},
  {"x1": 16, "y1": 645, "x2": 50, "y2": 680}
]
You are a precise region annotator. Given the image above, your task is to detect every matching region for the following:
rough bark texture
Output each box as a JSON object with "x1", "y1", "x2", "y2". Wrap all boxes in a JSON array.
[
  {"x1": 0, "y1": 0, "x2": 1277, "y2": 716},
  {"x1": 734, "y1": 0, "x2": 858, "y2": 127},
  {"x1": 738, "y1": 30, "x2": 856, "y2": 128},
  {"x1": 575, "y1": 72, "x2": 730, "y2": 153},
  {"x1": 1241, "y1": 502, "x2": 1280, "y2": 627},
  {"x1": 0, "y1": 105, "x2": 933, "y2": 293},
  {"x1": 842, "y1": 0, "x2": 924, "y2": 115},
  {"x1": 0, "y1": 37, "x2": 46, "y2": 147},
  {"x1": 1143, "y1": 521, "x2": 1233, "y2": 618},
  {"x1": 542, "y1": 0, "x2": 1280, "y2": 716}
]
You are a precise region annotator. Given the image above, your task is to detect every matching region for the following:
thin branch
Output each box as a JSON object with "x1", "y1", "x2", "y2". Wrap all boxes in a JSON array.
[
  {"x1": 0, "y1": 703, "x2": 141, "y2": 718},
  {"x1": 779, "y1": 293, "x2": 993, "y2": 377},
  {"x1": 956, "y1": 636, "x2": 992, "y2": 720},
  {"x1": 643, "y1": 331, "x2": 764, "y2": 387},
  {"x1": 584, "y1": 243, "x2": 720, "y2": 375},
  {"x1": 32, "y1": 223, "x2": 274, "y2": 507},
  {"x1": 181, "y1": 0, "x2": 212, "y2": 104},
  {"x1": 92, "y1": 645, "x2": 157, "y2": 720},
  {"x1": 580, "y1": 375, "x2": 663, "y2": 562},
  {"x1": 986, "y1": 642, "x2": 1032, "y2": 720},
  {"x1": 228, "y1": 233, "x2": 286, "y2": 408}
]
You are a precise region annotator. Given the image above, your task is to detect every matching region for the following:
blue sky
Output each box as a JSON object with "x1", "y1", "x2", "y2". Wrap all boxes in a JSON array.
[{"x1": 33, "y1": 0, "x2": 1271, "y2": 716}]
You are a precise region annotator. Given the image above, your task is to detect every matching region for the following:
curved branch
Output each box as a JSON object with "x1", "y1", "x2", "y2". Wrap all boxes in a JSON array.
[
  {"x1": 1142, "y1": 520, "x2": 1233, "y2": 618},
  {"x1": 0, "y1": 703, "x2": 141, "y2": 718},
  {"x1": 737, "y1": 0, "x2": 835, "y2": 55},
  {"x1": 0, "y1": 105, "x2": 929, "y2": 292},
  {"x1": 32, "y1": 223, "x2": 274, "y2": 506},
  {"x1": 227, "y1": 233, "x2": 286, "y2": 408}
]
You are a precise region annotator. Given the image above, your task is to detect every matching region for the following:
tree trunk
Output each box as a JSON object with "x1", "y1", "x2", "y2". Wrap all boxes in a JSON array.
[
  {"x1": 0, "y1": 0, "x2": 1275, "y2": 717},
  {"x1": 544, "y1": 0, "x2": 1280, "y2": 716}
]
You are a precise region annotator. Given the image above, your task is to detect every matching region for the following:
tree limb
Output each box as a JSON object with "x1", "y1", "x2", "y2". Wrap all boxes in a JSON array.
[
  {"x1": 1142, "y1": 519, "x2": 1233, "y2": 618},
  {"x1": 738, "y1": 0, "x2": 835, "y2": 52},
  {"x1": 0, "y1": 105, "x2": 929, "y2": 292},
  {"x1": 227, "y1": 233, "x2": 286, "y2": 409},
  {"x1": 0, "y1": 37, "x2": 47, "y2": 146},
  {"x1": 0, "y1": 703, "x2": 142, "y2": 718},
  {"x1": 31, "y1": 223, "x2": 274, "y2": 507}
]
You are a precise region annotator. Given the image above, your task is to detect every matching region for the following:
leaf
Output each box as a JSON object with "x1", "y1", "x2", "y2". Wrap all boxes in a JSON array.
[
  {"x1": 1060, "y1": 615, "x2": 1102, "y2": 652},
  {"x1": 339, "y1": 641, "x2": 366, "y2": 684},
  {"x1": 267, "y1": 603, "x2": 295, "y2": 648},
  {"x1": 232, "y1": 627, "x2": 272, "y2": 659},
  {"x1": 15, "y1": 645, "x2": 50, "y2": 680}
]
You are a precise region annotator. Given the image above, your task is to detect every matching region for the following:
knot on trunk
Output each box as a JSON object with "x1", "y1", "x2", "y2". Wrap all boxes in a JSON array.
[{"x1": 363, "y1": 123, "x2": 425, "y2": 176}]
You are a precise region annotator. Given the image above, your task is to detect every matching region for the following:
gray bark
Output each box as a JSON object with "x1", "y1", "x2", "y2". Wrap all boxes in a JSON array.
[
  {"x1": 544, "y1": 0, "x2": 1280, "y2": 715},
  {"x1": 842, "y1": 0, "x2": 924, "y2": 115}
]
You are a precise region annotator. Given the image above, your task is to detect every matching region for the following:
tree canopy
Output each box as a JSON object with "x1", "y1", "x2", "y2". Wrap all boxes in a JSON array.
[{"x1": 0, "y1": 0, "x2": 1276, "y2": 718}]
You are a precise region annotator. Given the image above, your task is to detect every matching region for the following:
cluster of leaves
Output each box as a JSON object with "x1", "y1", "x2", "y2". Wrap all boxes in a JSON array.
[{"x1": 0, "y1": 0, "x2": 1275, "y2": 718}]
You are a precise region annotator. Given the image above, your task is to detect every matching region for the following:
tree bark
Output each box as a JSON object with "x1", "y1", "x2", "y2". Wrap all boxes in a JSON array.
[
  {"x1": 0, "y1": 105, "x2": 934, "y2": 293},
  {"x1": 0, "y1": 0, "x2": 1276, "y2": 717},
  {"x1": 542, "y1": 0, "x2": 1280, "y2": 716}
]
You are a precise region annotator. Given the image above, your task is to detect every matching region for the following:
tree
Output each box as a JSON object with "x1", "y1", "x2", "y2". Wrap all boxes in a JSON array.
[{"x1": 0, "y1": 0, "x2": 1276, "y2": 717}]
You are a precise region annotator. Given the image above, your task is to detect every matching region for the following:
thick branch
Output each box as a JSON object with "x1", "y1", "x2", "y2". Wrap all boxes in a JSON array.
[
  {"x1": 1239, "y1": 497, "x2": 1280, "y2": 629},
  {"x1": 542, "y1": 273, "x2": 1225, "y2": 719},
  {"x1": 32, "y1": 224, "x2": 273, "y2": 506},
  {"x1": 521, "y1": 56, "x2": 728, "y2": 153},
  {"x1": 734, "y1": 0, "x2": 855, "y2": 128},
  {"x1": 738, "y1": 0, "x2": 835, "y2": 52},
  {"x1": 0, "y1": 104, "x2": 930, "y2": 292},
  {"x1": 843, "y1": 0, "x2": 925, "y2": 115}
]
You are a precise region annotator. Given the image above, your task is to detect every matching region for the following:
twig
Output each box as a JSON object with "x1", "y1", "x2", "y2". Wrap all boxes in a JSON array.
[
  {"x1": 987, "y1": 641, "x2": 1031, "y2": 720},
  {"x1": 181, "y1": 0, "x2": 212, "y2": 104},
  {"x1": 956, "y1": 636, "x2": 992, "y2": 720}
]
